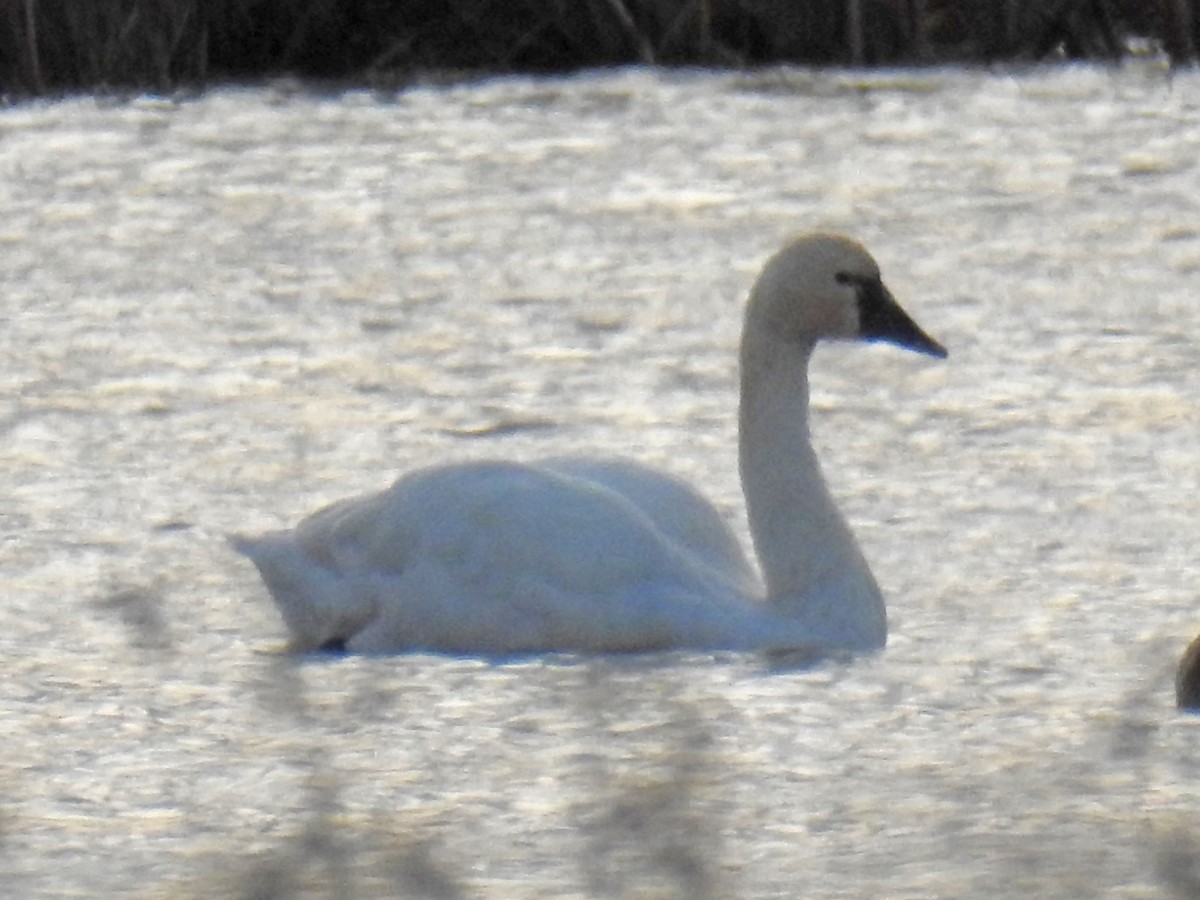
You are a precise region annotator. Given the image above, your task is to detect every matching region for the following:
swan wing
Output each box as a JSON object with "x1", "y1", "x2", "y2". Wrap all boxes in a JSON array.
[
  {"x1": 235, "y1": 460, "x2": 763, "y2": 653},
  {"x1": 543, "y1": 457, "x2": 757, "y2": 589}
]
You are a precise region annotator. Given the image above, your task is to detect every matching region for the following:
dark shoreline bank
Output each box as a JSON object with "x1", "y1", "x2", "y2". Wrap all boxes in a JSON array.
[{"x1": 0, "y1": 0, "x2": 1194, "y2": 101}]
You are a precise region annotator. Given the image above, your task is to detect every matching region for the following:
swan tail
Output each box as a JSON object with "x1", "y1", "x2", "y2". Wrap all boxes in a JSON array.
[{"x1": 229, "y1": 531, "x2": 373, "y2": 651}]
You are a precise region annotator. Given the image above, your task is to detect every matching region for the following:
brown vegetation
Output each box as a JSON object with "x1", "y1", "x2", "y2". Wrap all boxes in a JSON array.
[
  {"x1": 0, "y1": 0, "x2": 1195, "y2": 99},
  {"x1": 1178, "y1": 632, "x2": 1200, "y2": 711}
]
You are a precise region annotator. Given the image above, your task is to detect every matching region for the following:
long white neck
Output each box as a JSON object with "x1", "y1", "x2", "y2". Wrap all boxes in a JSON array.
[{"x1": 737, "y1": 331, "x2": 886, "y2": 650}]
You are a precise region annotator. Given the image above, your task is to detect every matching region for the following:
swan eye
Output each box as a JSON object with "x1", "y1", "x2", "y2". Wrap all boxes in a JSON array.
[{"x1": 834, "y1": 272, "x2": 854, "y2": 286}]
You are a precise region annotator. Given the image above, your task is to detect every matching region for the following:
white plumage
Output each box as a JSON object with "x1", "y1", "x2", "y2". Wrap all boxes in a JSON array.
[{"x1": 233, "y1": 233, "x2": 946, "y2": 655}]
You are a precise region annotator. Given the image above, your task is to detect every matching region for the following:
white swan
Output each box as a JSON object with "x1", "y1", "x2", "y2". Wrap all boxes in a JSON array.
[{"x1": 233, "y1": 234, "x2": 946, "y2": 655}]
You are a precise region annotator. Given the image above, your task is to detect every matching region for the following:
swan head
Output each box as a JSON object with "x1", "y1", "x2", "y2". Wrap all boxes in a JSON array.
[{"x1": 747, "y1": 234, "x2": 947, "y2": 358}]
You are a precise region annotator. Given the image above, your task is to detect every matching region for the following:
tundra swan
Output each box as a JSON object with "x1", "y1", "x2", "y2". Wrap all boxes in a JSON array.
[{"x1": 233, "y1": 234, "x2": 947, "y2": 654}]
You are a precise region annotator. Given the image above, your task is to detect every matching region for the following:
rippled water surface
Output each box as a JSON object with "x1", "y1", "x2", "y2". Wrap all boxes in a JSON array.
[{"x1": 2, "y1": 64, "x2": 1199, "y2": 897}]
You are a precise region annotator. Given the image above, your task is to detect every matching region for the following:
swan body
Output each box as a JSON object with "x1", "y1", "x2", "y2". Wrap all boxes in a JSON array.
[{"x1": 234, "y1": 234, "x2": 947, "y2": 655}]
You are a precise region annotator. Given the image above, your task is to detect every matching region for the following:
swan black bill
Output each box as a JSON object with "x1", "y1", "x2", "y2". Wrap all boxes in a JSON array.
[{"x1": 857, "y1": 278, "x2": 948, "y2": 359}]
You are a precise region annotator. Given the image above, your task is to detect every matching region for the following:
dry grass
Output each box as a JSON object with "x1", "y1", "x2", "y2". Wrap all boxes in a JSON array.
[{"x1": 0, "y1": 0, "x2": 1195, "y2": 99}]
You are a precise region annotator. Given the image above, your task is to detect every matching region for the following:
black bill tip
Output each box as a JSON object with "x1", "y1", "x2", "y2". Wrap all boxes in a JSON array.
[{"x1": 857, "y1": 278, "x2": 947, "y2": 359}]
